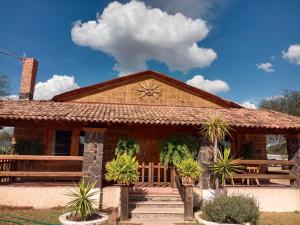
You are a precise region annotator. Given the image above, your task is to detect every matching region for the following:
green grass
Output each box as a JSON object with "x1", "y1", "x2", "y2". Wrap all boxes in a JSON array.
[{"x1": 0, "y1": 207, "x2": 299, "y2": 225}]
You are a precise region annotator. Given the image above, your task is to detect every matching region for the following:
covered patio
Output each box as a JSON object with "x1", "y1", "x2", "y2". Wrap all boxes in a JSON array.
[{"x1": 0, "y1": 99, "x2": 299, "y2": 189}]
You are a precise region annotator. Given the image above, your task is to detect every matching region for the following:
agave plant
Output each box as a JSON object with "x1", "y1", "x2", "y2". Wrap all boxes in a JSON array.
[
  {"x1": 210, "y1": 147, "x2": 243, "y2": 192},
  {"x1": 115, "y1": 137, "x2": 140, "y2": 157},
  {"x1": 65, "y1": 179, "x2": 99, "y2": 221},
  {"x1": 176, "y1": 158, "x2": 202, "y2": 184},
  {"x1": 105, "y1": 153, "x2": 139, "y2": 185},
  {"x1": 159, "y1": 134, "x2": 198, "y2": 166}
]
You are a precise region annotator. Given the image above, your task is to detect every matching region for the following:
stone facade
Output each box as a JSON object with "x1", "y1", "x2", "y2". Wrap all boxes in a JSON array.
[
  {"x1": 286, "y1": 134, "x2": 300, "y2": 188},
  {"x1": 82, "y1": 129, "x2": 105, "y2": 188}
]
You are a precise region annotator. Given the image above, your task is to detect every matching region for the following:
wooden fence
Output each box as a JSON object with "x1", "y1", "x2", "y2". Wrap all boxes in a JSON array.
[
  {"x1": 0, "y1": 155, "x2": 83, "y2": 184},
  {"x1": 231, "y1": 159, "x2": 296, "y2": 186},
  {"x1": 136, "y1": 162, "x2": 175, "y2": 187}
]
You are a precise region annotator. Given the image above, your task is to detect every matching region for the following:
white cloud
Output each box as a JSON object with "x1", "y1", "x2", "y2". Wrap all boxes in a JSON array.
[
  {"x1": 186, "y1": 75, "x2": 230, "y2": 94},
  {"x1": 241, "y1": 101, "x2": 257, "y2": 109},
  {"x1": 71, "y1": 1, "x2": 217, "y2": 76},
  {"x1": 33, "y1": 75, "x2": 79, "y2": 100},
  {"x1": 0, "y1": 95, "x2": 19, "y2": 100},
  {"x1": 282, "y1": 44, "x2": 300, "y2": 65},
  {"x1": 256, "y1": 62, "x2": 274, "y2": 72}
]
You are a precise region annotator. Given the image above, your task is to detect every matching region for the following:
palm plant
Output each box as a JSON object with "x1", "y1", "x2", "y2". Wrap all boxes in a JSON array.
[
  {"x1": 200, "y1": 114, "x2": 232, "y2": 163},
  {"x1": 65, "y1": 179, "x2": 99, "y2": 221},
  {"x1": 176, "y1": 158, "x2": 202, "y2": 184},
  {"x1": 210, "y1": 147, "x2": 243, "y2": 193},
  {"x1": 115, "y1": 137, "x2": 140, "y2": 157},
  {"x1": 105, "y1": 153, "x2": 139, "y2": 185},
  {"x1": 159, "y1": 134, "x2": 198, "y2": 166}
]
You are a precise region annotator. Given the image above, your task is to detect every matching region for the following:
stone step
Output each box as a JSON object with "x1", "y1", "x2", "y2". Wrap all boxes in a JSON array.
[
  {"x1": 129, "y1": 200, "x2": 184, "y2": 208},
  {"x1": 128, "y1": 217, "x2": 186, "y2": 224},
  {"x1": 129, "y1": 207, "x2": 184, "y2": 219},
  {"x1": 129, "y1": 194, "x2": 182, "y2": 201}
]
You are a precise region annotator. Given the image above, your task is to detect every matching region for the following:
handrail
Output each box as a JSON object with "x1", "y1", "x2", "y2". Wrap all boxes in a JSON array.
[
  {"x1": 0, "y1": 155, "x2": 84, "y2": 161},
  {"x1": 174, "y1": 169, "x2": 184, "y2": 201},
  {"x1": 236, "y1": 159, "x2": 295, "y2": 165}
]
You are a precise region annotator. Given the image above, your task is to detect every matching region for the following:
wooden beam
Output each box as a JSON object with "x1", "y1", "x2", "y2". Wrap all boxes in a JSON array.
[
  {"x1": 0, "y1": 171, "x2": 82, "y2": 177},
  {"x1": 237, "y1": 159, "x2": 295, "y2": 165},
  {"x1": 0, "y1": 155, "x2": 83, "y2": 161},
  {"x1": 70, "y1": 128, "x2": 80, "y2": 156},
  {"x1": 232, "y1": 174, "x2": 296, "y2": 179}
]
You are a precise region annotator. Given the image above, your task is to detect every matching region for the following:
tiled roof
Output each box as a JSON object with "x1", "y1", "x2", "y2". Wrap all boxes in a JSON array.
[{"x1": 1, "y1": 100, "x2": 300, "y2": 130}]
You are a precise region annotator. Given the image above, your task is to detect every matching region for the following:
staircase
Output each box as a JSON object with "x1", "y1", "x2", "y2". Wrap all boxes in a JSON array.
[{"x1": 128, "y1": 187, "x2": 184, "y2": 224}]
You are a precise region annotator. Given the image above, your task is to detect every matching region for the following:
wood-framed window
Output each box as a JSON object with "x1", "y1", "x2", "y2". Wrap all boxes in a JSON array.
[{"x1": 52, "y1": 130, "x2": 72, "y2": 156}]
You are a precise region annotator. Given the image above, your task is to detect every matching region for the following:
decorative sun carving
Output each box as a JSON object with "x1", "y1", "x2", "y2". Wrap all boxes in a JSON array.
[{"x1": 137, "y1": 81, "x2": 162, "y2": 101}]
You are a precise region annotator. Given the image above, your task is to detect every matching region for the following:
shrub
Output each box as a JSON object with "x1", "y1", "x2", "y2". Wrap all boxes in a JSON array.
[
  {"x1": 160, "y1": 134, "x2": 199, "y2": 166},
  {"x1": 105, "y1": 153, "x2": 139, "y2": 185},
  {"x1": 0, "y1": 145, "x2": 14, "y2": 155},
  {"x1": 115, "y1": 137, "x2": 140, "y2": 157},
  {"x1": 65, "y1": 179, "x2": 98, "y2": 221},
  {"x1": 176, "y1": 158, "x2": 202, "y2": 181},
  {"x1": 202, "y1": 194, "x2": 259, "y2": 225}
]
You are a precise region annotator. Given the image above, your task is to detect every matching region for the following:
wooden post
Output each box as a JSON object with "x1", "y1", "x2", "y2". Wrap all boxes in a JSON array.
[
  {"x1": 183, "y1": 183, "x2": 194, "y2": 221},
  {"x1": 286, "y1": 134, "x2": 300, "y2": 188},
  {"x1": 171, "y1": 167, "x2": 176, "y2": 188},
  {"x1": 120, "y1": 184, "x2": 129, "y2": 221}
]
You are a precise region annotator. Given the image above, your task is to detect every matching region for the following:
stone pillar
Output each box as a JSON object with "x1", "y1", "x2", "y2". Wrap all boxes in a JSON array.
[
  {"x1": 197, "y1": 137, "x2": 213, "y2": 189},
  {"x1": 82, "y1": 128, "x2": 106, "y2": 188},
  {"x1": 286, "y1": 134, "x2": 300, "y2": 188}
]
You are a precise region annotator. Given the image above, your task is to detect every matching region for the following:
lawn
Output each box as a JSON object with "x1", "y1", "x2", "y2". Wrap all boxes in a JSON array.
[{"x1": 0, "y1": 207, "x2": 299, "y2": 225}]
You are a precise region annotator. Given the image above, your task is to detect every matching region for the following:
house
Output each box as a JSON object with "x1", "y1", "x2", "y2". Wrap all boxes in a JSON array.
[{"x1": 0, "y1": 58, "x2": 300, "y2": 213}]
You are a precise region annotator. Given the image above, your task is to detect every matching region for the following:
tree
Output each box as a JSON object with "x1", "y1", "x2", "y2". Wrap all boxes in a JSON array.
[
  {"x1": 0, "y1": 75, "x2": 10, "y2": 97},
  {"x1": 259, "y1": 90, "x2": 300, "y2": 116},
  {"x1": 260, "y1": 90, "x2": 300, "y2": 156},
  {"x1": 200, "y1": 114, "x2": 231, "y2": 191}
]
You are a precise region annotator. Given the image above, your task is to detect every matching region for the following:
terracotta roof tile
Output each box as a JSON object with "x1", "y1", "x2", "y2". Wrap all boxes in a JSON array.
[{"x1": 0, "y1": 100, "x2": 300, "y2": 130}]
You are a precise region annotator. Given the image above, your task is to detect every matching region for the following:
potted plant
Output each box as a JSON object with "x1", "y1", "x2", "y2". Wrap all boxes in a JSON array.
[
  {"x1": 105, "y1": 153, "x2": 139, "y2": 221},
  {"x1": 59, "y1": 179, "x2": 109, "y2": 225},
  {"x1": 176, "y1": 158, "x2": 202, "y2": 185}
]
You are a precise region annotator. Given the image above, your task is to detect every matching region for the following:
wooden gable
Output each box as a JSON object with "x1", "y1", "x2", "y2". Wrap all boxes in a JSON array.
[{"x1": 53, "y1": 71, "x2": 240, "y2": 108}]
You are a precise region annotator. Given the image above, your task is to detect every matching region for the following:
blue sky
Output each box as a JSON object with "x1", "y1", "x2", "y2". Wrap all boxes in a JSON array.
[{"x1": 0, "y1": 0, "x2": 299, "y2": 107}]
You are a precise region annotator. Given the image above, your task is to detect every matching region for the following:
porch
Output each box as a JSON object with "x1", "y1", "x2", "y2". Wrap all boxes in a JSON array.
[{"x1": 0, "y1": 155, "x2": 297, "y2": 188}]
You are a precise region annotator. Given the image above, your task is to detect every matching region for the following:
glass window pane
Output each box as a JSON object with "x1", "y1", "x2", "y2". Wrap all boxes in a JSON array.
[{"x1": 53, "y1": 130, "x2": 72, "y2": 156}]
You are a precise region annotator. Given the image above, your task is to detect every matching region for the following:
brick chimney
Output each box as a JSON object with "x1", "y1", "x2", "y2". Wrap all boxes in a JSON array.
[{"x1": 19, "y1": 58, "x2": 38, "y2": 100}]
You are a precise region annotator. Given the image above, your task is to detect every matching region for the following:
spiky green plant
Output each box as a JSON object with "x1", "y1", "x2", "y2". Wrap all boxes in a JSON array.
[
  {"x1": 115, "y1": 137, "x2": 140, "y2": 157},
  {"x1": 105, "y1": 153, "x2": 139, "y2": 185},
  {"x1": 176, "y1": 158, "x2": 202, "y2": 181},
  {"x1": 159, "y1": 134, "x2": 198, "y2": 166},
  {"x1": 65, "y1": 179, "x2": 98, "y2": 221},
  {"x1": 210, "y1": 147, "x2": 243, "y2": 192}
]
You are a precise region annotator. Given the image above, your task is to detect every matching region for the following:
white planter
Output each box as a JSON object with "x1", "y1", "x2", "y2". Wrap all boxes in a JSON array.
[
  {"x1": 59, "y1": 212, "x2": 109, "y2": 225},
  {"x1": 194, "y1": 212, "x2": 250, "y2": 225}
]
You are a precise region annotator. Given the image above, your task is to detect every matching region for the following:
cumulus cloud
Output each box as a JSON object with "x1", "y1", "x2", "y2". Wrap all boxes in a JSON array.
[
  {"x1": 71, "y1": 1, "x2": 217, "y2": 76},
  {"x1": 186, "y1": 75, "x2": 230, "y2": 94},
  {"x1": 241, "y1": 101, "x2": 257, "y2": 109},
  {"x1": 256, "y1": 62, "x2": 274, "y2": 72},
  {"x1": 33, "y1": 75, "x2": 79, "y2": 100},
  {"x1": 282, "y1": 44, "x2": 300, "y2": 65}
]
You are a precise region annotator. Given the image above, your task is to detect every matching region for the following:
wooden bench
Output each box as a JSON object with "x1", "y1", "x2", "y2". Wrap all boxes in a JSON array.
[{"x1": 232, "y1": 173, "x2": 296, "y2": 180}]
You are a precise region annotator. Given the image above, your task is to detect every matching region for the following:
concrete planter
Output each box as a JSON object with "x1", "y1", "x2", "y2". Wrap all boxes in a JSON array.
[
  {"x1": 194, "y1": 212, "x2": 250, "y2": 225},
  {"x1": 59, "y1": 212, "x2": 109, "y2": 225}
]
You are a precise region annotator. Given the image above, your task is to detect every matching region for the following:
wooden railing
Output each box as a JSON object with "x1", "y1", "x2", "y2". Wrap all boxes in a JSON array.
[
  {"x1": 0, "y1": 155, "x2": 83, "y2": 184},
  {"x1": 136, "y1": 162, "x2": 174, "y2": 186},
  {"x1": 231, "y1": 159, "x2": 296, "y2": 186}
]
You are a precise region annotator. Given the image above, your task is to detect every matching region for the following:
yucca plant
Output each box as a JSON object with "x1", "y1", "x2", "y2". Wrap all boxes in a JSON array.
[
  {"x1": 200, "y1": 114, "x2": 232, "y2": 163},
  {"x1": 65, "y1": 179, "x2": 99, "y2": 221},
  {"x1": 105, "y1": 153, "x2": 139, "y2": 185},
  {"x1": 210, "y1": 147, "x2": 243, "y2": 193},
  {"x1": 159, "y1": 134, "x2": 198, "y2": 166},
  {"x1": 176, "y1": 158, "x2": 202, "y2": 184},
  {"x1": 115, "y1": 137, "x2": 140, "y2": 157}
]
